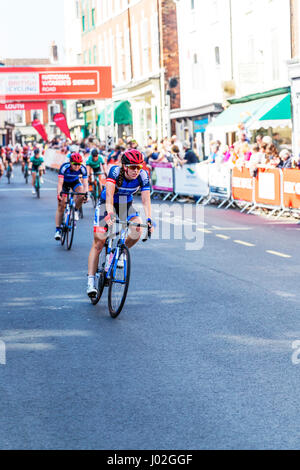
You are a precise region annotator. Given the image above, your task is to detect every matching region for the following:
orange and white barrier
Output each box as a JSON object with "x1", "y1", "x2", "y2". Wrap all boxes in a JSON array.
[
  {"x1": 282, "y1": 169, "x2": 300, "y2": 210},
  {"x1": 254, "y1": 168, "x2": 282, "y2": 209}
]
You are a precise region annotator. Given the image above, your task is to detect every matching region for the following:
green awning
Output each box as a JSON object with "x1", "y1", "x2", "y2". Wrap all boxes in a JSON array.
[
  {"x1": 207, "y1": 91, "x2": 291, "y2": 133},
  {"x1": 98, "y1": 100, "x2": 133, "y2": 126}
]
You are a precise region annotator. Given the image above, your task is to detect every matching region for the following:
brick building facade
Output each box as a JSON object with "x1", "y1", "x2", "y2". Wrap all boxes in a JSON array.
[{"x1": 78, "y1": 0, "x2": 180, "y2": 144}]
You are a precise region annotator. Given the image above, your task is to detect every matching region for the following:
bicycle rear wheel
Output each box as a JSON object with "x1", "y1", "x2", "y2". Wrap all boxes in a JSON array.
[
  {"x1": 90, "y1": 247, "x2": 107, "y2": 305},
  {"x1": 7, "y1": 167, "x2": 11, "y2": 184},
  {"x1": 108, "y1": 246, "x2": 131, "y2": 318},
  {"x1": 35, "y1": 177, "x2": 40, "y2": 198},
  {"x1": 67, "y1": 205, "x2": 75, "y2": 250}
]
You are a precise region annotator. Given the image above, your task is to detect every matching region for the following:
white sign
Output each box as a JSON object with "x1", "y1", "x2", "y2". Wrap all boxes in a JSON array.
[
  {"x1": 208, "y1": 164, "x2": 231, "y2": 198},
  {"x1": 258, "y1": 173, "x2": 275, "y2": 200},
  {"x1": 174, "y1": 164, "x2": 209, "y2": 197}
]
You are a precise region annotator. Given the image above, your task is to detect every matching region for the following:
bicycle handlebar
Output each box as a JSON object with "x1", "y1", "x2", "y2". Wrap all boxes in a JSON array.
[
  {"x1": 115, "y1": 219, "x2": 152, "y2": 242},
  {"x1": 60, "y1": 191, "x2": 88, "y2": 197}
]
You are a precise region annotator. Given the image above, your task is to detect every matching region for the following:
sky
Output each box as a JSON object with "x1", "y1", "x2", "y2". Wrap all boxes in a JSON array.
[{"x1": 0, "y1": 0, "x2": 65, "y2": 61}]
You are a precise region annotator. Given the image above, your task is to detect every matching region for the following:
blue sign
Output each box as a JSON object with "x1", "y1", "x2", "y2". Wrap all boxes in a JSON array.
[{"x1": 194, "y1": 118, "x2": 209, "y2": 133}]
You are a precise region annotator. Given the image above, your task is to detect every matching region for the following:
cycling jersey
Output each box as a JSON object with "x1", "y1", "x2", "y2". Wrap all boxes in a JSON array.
[
  {"x1": 30, "y1": 156, "x2": 44, "y2": 171},
  {"x1": 102, "y1": 165, "x2": 150, "y2": 203},
  {"x1": 58, "y1": 162, "x2": 88, "y2": 183},
  {"x1": 86, "y1": 155, "x2": 104, "y2": 172}
]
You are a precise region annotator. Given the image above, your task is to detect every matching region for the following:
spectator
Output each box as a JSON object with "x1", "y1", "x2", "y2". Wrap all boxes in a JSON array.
[
  {"x1": 182, "y1": 141, "x2": 199, "y2": 164},
  {"x1": 265, "y1": 143, "x2": 280, "y2": 167},
  {"x1": 170, "y1": 135, "x2": 184, "y2": 157},
  {"x1": 277, "y1": 149, "x2": 293, "y2": 168}
]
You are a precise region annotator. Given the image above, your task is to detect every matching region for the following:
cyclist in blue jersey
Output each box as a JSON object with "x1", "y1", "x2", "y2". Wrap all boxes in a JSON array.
[
  {"x1": 54, "y1": 152, "x2": 88, "y2": 240},
  {"x1": 87, "y1": 148, "x2": 154, "y2": 297}
]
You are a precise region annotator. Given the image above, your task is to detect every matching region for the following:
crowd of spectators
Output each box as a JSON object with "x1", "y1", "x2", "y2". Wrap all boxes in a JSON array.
[
  {"x1": 206, "y1": 131, "x2": 298, "y2": 175},
  {"x1": 47, "y1": 134, "x2": 201, "y2": 170}
]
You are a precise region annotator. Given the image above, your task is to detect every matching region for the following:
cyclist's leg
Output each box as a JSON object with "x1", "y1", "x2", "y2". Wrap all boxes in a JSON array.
[
  {"x1": 74, "y1": 182, "x2": 85, "y2": 210},
  {"x1": 121, "y1": 202, "x2": 142, "y2": 248},
  {"x1": 88, "y1": 200, "x2": 108, "y2": 275},
  {"x1": 32, "y1": 170, "x2": 36, "y2": 188},
  {"x1": 55, "y1": 186, "x2": 68, "y2": 227}
]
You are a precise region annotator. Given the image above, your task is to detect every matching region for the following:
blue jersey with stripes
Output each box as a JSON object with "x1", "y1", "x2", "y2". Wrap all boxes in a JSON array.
[
  {"x1": 102, "y1": 165, "x2": 150, "y2": 203},
  {"x1": 58, "y1": 162, "x2": 88, "y2": 183}
]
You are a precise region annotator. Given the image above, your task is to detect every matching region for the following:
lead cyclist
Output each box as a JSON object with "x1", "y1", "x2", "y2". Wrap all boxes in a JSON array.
[{"x1": 87, "y1": 148, "x2": 154, "y2": 298}]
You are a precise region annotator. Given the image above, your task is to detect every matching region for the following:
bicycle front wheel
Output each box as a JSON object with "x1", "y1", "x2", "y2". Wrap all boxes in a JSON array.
[
  {"x1": 67, "y1": 205, "x2": 75, "y2": 250},
  {"x1": 108, "y1": 246, "x2": 131, "y2": 318}
]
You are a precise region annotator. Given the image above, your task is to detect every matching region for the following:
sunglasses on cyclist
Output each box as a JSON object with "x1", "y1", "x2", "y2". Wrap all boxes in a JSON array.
[
  {"x1": 126, "y1": 164, "x2": 143, "y2": 170},
  {"x1": 71, "y1": 162, "x2": 81, "y2": 166}
]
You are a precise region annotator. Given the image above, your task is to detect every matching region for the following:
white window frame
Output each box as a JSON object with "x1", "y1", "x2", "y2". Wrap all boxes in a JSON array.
[
  {"x1": 48, "y1": 104, "x2": 60, "y2": 125},
  {"x1": 30, "y1": 109, "x2": 44, "y2": 124}
]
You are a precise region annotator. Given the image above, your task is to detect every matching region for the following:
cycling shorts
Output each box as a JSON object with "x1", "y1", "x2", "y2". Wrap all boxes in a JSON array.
[
  {"x1": 94, "y1": 199, "x2": 139, "y2": 234},
  {"x1": 31, "y1": 165, "x2": 42, "y2": 173},
  {"x1": 62, "y1": 180, "x2": 82, "y2": 193}
]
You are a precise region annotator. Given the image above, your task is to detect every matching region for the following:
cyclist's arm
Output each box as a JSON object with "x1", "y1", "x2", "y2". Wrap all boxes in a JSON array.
[
  {"x1": 105, "y1": 181, "x2": 115, "y2": 215},
  {"x1": 141, "y1": 189, "x2": 152, "y2": 220}
]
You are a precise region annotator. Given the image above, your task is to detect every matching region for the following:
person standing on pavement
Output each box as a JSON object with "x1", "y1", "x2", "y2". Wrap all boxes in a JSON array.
[{"x1": 181, "y1": 141, "x2": 199, "y2": 165}]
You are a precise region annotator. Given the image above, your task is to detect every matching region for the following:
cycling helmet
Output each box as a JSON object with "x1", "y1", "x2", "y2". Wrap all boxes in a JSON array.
[
  {"x1": 34, "y1": 148, "x2": 40, "y2": 155},
  {"x1": 122, "y1": 149, "x2": 144, "y2": 166},
  {"x1": 23, "y1": 146, "x2": 28, "y2": 152},
  {"x1": 91, "y1": 148, "x2": 98, "y2": 157},
  {"x1": 70, "y1": 152, "x2": 83, "y2": 164}
]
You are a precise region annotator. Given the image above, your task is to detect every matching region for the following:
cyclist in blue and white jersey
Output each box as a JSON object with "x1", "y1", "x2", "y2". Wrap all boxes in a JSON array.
[
  {"x1": 54, "y1": 152, "x2": 88, "y2": 241},
  {"x1": 87, "y1": 148, "x2": 154, "y2": 297}
]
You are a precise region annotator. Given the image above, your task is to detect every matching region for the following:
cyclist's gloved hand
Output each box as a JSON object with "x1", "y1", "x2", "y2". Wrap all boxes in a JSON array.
[
  {"x1": 104, "y1": 212, "x2": 116, "y2": 226},
  {"x1": 147, "y1": 218, "x2": 155, "y2": 232}
]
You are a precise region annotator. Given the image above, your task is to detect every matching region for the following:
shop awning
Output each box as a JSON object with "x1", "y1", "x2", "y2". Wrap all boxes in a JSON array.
[
  {"x1": 206, "y1": 89, "x2": 291, "y2": 133},
  {"x1": 98, "y1": 100, "x2": 133, "y2": 126}
]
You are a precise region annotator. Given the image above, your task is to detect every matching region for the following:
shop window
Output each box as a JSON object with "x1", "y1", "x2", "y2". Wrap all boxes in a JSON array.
[
  {"x1": 31, "y1": 110, "x2": 43, "y2": 124},
  {"x1": 49, "y1": 104, "x2": 60, "y2": 124}
]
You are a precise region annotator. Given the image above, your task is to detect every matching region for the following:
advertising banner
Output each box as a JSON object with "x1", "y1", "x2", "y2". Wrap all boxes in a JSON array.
[
  {"x1": 0, "y1": 66, "x2": 112, "y2": 100},
  {"x1": 255, "y1": 168, "x2": 281, "y2": 207},
  {"x1": 0, "y1": 101, "x2": 48, "y2": 111},
  {"x1": 32, "y1": 119, "x2": 48, "y2": 141},
  {"x1": 282, "y1": 169, "x2": 300, "y2": 209},
  {"x1": 232, "y1": 167, "x2": 254, "y2": 203},
  {"x1": 208, "y1": 164, "x2": 231, "y2": 199},
  {"x1": 151, "y1": 163, "x2": 174, "y2": 192},
  {"x1": 174, "y1": 164, "x2": 209, "y2": 197},
  {"x1": 53, "y1": 113, "x2": 71, "y2": 139}
]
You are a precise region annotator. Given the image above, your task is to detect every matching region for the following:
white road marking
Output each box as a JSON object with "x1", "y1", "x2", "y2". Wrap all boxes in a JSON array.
[
  {"x1": 197, "y1": 228, "x2": 212, "y2": 234},
  {"x1": 216, "y1": 234, "x2": 230, "y2": 240},
  {"x1": 212, "y1": 226, "x2": 252, "y2": 231},
  {"x1": 266, "y1": 250, "x2": 291, "y2": 259},
  {"x1": 234, "y1": 240, "x2": 255, "y2": 247},
  {"x1": 0, "y1": 188, "x2": 56, "y2": 192}
]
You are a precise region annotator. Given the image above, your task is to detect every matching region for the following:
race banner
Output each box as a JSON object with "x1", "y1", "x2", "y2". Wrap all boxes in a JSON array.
[
  {"x1": 0, "y1": 101, "x2": 47, "y2": 111},
  {"x1": 53, "y1": 112, "x2": 71, "y2": 139},
  {"x1": 0, "y1": 66, "x2": 112, "y2": 100},
  {"x1": 32, "y1": 119, "x2": 48, "y2": 141},
  {"x1": 151, "y1": 162, "x2": 174, "y2": 192},
  {"x1": 174, "y1": 164, "x2": 209, "y2": 197}
]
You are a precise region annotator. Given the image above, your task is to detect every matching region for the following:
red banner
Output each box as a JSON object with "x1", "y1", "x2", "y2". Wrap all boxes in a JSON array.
[
  {"x1": 0, "y1": 102, "x2": 48, "y2": 111},
  {"x1": 53, "y1": 112, "x2": 71, "y2": 139},
  {"x1": 0, "y1": 66, "x2": 112, "y2": 100},
  {"x1": 32, "y1": 119, "x2": 48, "y2": 141}
]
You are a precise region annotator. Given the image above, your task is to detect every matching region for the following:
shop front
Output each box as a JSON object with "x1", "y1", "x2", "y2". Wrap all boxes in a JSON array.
[
  {"x1": 205, "y1": 87, "x2": 292, "y2": 153},
  {"x1": 170, "y1": 103, "x2": 223, "y2": 160}
]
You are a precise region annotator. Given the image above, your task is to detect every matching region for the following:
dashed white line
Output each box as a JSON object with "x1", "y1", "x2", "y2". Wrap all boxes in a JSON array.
[
  {"x1": 216, "y1": 234, "x2": 230, "y2": 240},
  {"x1": 266, "y1": 250, "x2": 291, "y2": 259},
  {"x1": 197, "y1": 228, "x2": 212, "y2": 234},
  {"x1": 234, "y1": 240, "x2": 255, "y2": 247}
]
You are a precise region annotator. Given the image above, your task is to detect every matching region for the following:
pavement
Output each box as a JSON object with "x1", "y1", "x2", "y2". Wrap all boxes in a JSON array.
[{"x1": 1, "y1": 165, "x2": 300, "y2": 450}]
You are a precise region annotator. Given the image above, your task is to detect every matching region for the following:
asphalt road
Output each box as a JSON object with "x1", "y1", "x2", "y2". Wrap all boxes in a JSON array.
[{"x1": 1, "y1": 165, "x2": 300, "y2": 450}]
